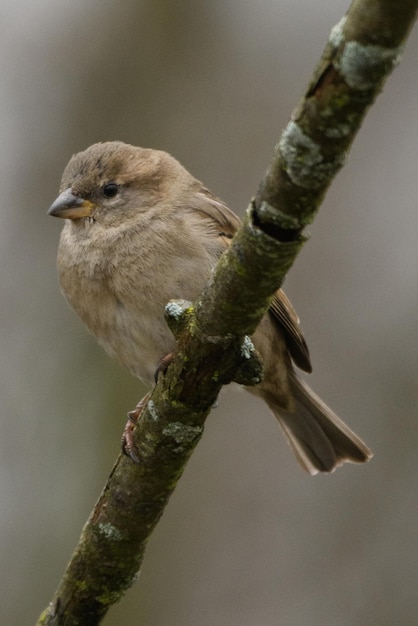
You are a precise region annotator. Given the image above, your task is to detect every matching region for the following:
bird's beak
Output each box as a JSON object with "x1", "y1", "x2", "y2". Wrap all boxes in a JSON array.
[{"x1": 48, "y1": 188, "x2": 95, "y2": 220}]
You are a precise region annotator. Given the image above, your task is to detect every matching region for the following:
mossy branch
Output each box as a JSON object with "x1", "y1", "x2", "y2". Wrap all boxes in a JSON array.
[{"x1": 37, "y1": 2, "x2": 417, "y2": 625}]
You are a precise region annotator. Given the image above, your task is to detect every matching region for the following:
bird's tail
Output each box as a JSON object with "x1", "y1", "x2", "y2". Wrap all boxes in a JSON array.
[{"x1": 265, "y1": 374, "x2": 373, "y2": 475}]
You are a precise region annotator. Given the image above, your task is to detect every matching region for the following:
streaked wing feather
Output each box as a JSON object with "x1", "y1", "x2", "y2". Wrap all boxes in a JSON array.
[
  {"x1": 192, "y1": 187, "x2": 241, "y2": 240},
  {"x1": 269, "y1": 291, "x2": 312, "y2": 372},
  {"x1": 191, "y1": 186, "x2": 312, "y2": 373}
]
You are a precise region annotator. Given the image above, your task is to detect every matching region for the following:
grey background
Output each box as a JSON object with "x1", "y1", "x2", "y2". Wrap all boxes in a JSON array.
[{"x1": 1, "y1": 1, "x2": 417, "y2": 624}]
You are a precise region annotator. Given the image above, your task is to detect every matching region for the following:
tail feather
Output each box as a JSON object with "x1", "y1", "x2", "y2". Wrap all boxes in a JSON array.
[{"x1": 265, "y1": 374, "x2": 373, "y2": 475}]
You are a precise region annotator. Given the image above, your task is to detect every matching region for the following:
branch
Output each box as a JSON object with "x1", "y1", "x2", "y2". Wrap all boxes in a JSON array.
[{"x1": 38, "y1": 2, "x2": 417, "y2": 624}]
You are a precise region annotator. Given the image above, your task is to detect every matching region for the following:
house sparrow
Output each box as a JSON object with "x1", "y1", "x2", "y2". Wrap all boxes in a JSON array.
[{"x1": 48, "y1": 141, "x2": 372, "y2": 474}]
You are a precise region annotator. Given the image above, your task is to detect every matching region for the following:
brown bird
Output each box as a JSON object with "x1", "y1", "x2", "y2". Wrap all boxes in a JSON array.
[{"x1": 48, "y1": 141, "x2": 372, "y2": 475}]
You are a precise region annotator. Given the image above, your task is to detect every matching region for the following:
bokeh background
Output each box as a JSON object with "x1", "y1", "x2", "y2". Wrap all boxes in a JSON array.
[{"x1": 1, "y1": 1, "x2": 417, "y2": 624}]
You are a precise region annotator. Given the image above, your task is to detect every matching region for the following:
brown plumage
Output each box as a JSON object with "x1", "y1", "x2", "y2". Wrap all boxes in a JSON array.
[{"x1": 48, "y1": 141, "x2": 372, "y2": 474}]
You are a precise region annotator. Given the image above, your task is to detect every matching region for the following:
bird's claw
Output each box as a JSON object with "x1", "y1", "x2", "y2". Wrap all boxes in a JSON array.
[
  {"x1": 121, "y1": 392, "x2": 151, "y2": 463},
  {"x1": 154, "y1": 352, "x2": 174, "y2": 383}
]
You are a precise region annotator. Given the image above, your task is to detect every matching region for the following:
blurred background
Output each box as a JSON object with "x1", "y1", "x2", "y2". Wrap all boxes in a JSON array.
[{"x1": 1, "y1": 1, "x2": 417, "y2": 624}]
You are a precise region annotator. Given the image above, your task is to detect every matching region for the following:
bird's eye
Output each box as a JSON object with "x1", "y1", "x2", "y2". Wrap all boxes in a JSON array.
[{"x1": 102, "y1": 182, "x2": 119, "y2": 198}]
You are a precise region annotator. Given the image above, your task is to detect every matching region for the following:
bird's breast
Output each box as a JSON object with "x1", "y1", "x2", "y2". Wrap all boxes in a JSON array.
[{"x1": 55, "y1": 219, "x2": 214, "y2": 384}]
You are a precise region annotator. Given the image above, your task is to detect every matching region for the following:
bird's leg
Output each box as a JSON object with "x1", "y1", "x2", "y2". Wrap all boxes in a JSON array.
[
  {"x1": 122, "y1": 391, "x2": 151, "y2": 463},
  {"x1": 122, "y1": 353, "x2": 174, "y2": 462}
]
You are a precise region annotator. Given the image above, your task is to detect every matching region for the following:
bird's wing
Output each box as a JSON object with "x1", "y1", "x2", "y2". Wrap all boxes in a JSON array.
[
  {"x1": 192, "y1": 187, "x2": 241, "y2": 242},
  {"x1": 192, "y1": 186, "x2": 312, "y2": 373},
  {"x1": 268, "y1": 291, "x2": 312, "y2": 372}
]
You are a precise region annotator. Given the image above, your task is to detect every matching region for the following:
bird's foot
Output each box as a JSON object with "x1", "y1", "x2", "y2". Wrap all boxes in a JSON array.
[
  {"x1": 154, "y1": 352, "x2": 174, "y2": 382},
  {"x1": 121, "y1": 391, "x2": 151, "y2": 463}
]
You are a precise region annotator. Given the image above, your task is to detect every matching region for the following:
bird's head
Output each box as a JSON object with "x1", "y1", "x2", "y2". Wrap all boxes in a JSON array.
[{"x1": 48, "y1": 141, "x2": 193, "y2": 227}]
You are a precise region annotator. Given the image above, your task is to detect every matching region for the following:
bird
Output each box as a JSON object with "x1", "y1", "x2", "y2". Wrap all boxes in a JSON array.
[{"x1": 48, "y1": 141, "x2": 372, "y2": 475}]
